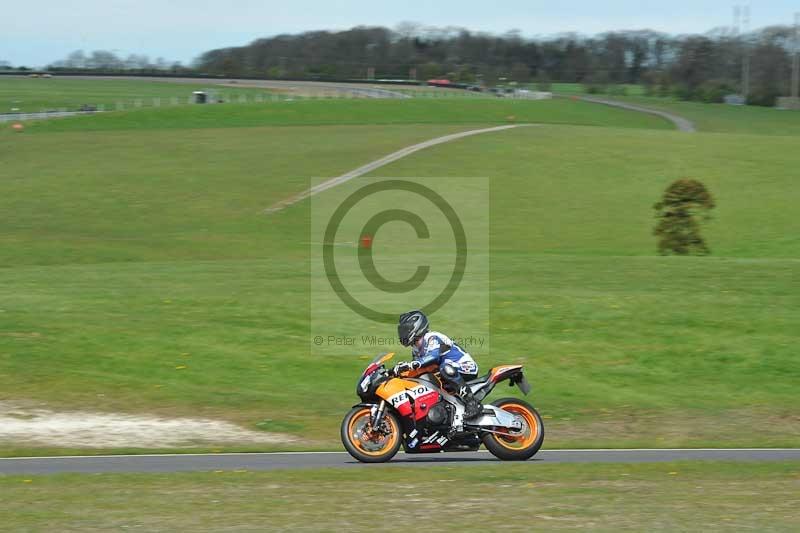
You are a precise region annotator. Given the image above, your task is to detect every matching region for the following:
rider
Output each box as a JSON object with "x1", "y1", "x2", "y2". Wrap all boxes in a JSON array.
[{"x1": 394, "y1": 310, "x2": 482, "y2": 420}]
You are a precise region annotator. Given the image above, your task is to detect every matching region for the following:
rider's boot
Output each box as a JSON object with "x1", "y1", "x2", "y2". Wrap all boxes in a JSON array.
[
  {"x1": 460, "y1": 386, "x2": 482, "y2": 420},
  {"x1": 440, "y1": 362, "x2": 482, "y2": 420}
]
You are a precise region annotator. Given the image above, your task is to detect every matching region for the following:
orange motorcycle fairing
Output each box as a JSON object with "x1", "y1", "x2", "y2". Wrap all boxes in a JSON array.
[
  {"x1": 489, "y1": 365, "x2": 524, "y2": 383},
  {"x1": 375, "y1": 378, "x2": 438, "y2": 418}
]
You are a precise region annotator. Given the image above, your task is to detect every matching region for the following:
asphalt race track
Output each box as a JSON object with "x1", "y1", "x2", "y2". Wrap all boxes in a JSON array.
[
  {"x1": 576, "y1": 95, "x2": 696, "y2": 132},
  {"x1": 2, "y1": 449, "x2": 798, "y2": 475}
]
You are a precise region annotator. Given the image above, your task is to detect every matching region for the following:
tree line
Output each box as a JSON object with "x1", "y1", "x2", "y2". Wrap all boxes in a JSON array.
[
  {"x1": 16, "y1": 23, "x2": 799, "y2": 106},
  {"x1": 194, "y1": 24, "x2": 797, "y2": 106},
  {"x1": 46, "y1": 50, "x2": 190, "y2": 74}
]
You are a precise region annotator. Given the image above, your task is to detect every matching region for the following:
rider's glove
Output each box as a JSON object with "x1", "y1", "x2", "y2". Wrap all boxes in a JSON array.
[{"x1": 393, "y1": 360, "x2": 421, "y2": 375}]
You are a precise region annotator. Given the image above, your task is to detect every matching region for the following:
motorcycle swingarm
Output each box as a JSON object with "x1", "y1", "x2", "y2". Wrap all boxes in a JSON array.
[{"x1": 465, "y1": 405, "x2": 523, "y2": 431}]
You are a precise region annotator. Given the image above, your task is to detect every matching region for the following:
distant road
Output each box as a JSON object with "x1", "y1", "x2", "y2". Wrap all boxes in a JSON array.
[
  {"x1": 265, "y1": 124, "x2": 529, "y2": 213},
  {"x1": 576, "y1": 95, "x2": 696, "y2": 132},
  {"x1": 2, "y1": 448, "x2": 798, "y2": 475}
]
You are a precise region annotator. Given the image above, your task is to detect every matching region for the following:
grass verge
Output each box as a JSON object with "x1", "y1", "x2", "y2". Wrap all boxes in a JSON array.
[{"x1": 1, "y1": 461, "x2": 798, "y2": 531}]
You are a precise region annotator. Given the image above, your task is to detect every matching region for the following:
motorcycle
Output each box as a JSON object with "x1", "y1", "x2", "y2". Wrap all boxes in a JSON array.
[{"x1": 341, "y1": 352, "x2": 544, "y2": 463}]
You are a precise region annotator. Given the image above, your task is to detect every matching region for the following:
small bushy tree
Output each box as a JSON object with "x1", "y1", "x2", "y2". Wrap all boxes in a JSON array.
[{"x1": 653, "y1": 179, "x2": 715, "y2": 255}]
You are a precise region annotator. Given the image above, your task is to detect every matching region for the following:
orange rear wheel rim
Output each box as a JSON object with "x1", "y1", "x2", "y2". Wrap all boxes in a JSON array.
[
  {"x1": 491, "y1": 403, "x2": 539, "y2": 450},
  {"x1": 347, "y1": 408, "x2": 399, "y2": 456}
]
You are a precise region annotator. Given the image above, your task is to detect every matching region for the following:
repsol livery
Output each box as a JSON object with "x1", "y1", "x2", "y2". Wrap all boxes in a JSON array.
[{"x1": 340, "y1": 352, "x2": 545, "y2": 463}]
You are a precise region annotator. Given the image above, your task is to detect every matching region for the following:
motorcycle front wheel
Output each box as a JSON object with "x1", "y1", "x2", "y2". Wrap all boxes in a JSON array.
[
  {"x1": 481, "y1": 397, "x2": 545, "y2": 461},
  {"x1": 341, "y1": 406, "x2": 402, "y2": 463}
]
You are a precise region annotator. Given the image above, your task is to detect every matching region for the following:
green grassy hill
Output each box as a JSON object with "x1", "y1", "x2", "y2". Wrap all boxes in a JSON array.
[
  {"x1": 376, "y1": 125, "x2": 800, "y2": 446},
  {"x1": 1, "y1": 86, "x2": 797, "y2": 453}
]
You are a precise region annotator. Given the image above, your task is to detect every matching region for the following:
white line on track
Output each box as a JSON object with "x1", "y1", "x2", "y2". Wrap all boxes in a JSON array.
[
  {"x1": 2, "y1": 448, "x2": 797, "y2": 460},
  {"x1": 263, "y1": 124, "x2": 531, "y2": 213}
]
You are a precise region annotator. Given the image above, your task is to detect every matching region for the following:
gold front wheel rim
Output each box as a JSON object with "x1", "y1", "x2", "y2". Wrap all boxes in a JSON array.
[{"x1": 347, "y1": 409, "x2": 399, "y2": 456}]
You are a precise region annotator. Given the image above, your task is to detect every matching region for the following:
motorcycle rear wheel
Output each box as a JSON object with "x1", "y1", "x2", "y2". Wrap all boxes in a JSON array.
[
  {"x1": 341, "y1": 406, "x2": 402, "y2": 463},
  {"x1": 481, "y1": 397, "x2": 544, "y2": 461}
]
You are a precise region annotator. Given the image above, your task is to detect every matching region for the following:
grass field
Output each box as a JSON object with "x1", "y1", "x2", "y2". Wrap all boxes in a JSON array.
[
  {"x1": 0, "y1": 77, "x2": 284, "y2": 113},
  {"x1": 2, "y1": 462, "x2": 799, "y2": 531},
  {"x1": 0, "y1": 124, "x2": 474, "y2": 265},
  {"x1": 1, "y1": 80, "x2": 798, "y2": 453},
  {"x1": 2, "y1": 97, "x2": 671, "y2": 133}
]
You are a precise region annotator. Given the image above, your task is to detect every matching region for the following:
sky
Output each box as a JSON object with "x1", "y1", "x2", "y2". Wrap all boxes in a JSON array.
[{"x1": 2, "y1": 0, "x2": 798, "y2": 67}]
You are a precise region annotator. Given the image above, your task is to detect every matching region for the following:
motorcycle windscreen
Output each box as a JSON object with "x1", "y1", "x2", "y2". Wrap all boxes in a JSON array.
[{"x1": 362, "y1": 352, "x2": 394, "y2": 377}]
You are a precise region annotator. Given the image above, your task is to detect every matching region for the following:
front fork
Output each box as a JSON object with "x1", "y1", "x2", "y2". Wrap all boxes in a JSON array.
[{"x1": 370, "y1": 400, "x2": 387, "y2": 428}]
